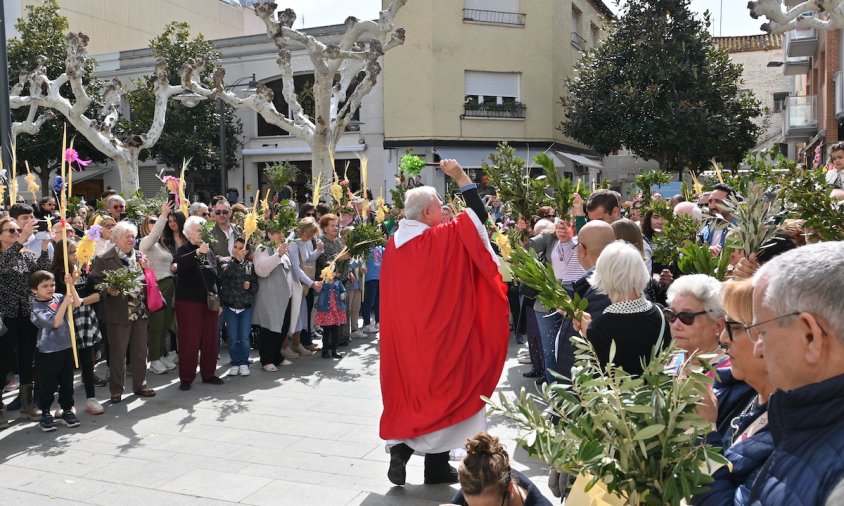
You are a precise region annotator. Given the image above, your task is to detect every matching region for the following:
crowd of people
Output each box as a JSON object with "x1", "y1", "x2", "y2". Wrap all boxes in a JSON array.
[
  {"x1": 0, "y1": 189, "x2": 386, "y2": 432},
  {"x1": 2, "y1": 148, "x2": 844, "y2": 505}
]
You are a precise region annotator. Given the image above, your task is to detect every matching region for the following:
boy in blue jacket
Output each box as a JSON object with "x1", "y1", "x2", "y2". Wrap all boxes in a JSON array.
[{"x1": 30, "y1": 270, "x2": 81, "y2": 432}]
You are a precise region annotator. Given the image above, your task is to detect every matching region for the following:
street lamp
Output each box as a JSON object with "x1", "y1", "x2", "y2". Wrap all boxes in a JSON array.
[{"x1": 172, "y1": 73, "x2": 258, "y2": 198}]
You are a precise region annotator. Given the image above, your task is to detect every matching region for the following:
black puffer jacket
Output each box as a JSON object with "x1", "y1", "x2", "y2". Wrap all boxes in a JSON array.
[{"x1": 218, "y1": 257, "x2": 259, "y2": 310}]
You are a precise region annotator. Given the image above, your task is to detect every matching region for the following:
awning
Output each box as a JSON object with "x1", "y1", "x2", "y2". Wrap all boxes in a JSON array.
[
  {"x1": 242, "y1": 145, "x2": 366, "y2": 156},
  {"x1": 554, "y1": 151, "x2": 603, "y2": 169}
]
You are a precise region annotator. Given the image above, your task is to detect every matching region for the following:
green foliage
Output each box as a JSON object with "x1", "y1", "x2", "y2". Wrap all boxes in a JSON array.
[
  {"x1": 534, "y1": 152, "x2": 576, "y2": 221},
  {"x1": 264, "y1": 162, "x2": 299, "y2": 193},
  {"x1": 260, "y1": 200, "x2": 298, "y2": 237},
  {"x1": 121, "y1": 188, "x2": 166, "y2": 222},
  {"x1": 481, "y1": 143, "x2": 549, "y2": 220},
  {"x1": 636, "y1": 170, "x2": 672, "y2": 207},
  {"x1": 399, "y1": 154, "x2": 426, "y2": 178},
  {"x1": 7, "y1": 0, "x2": 107, "y2": 192},
  {"x1": 723, "y1": 184, "x2": 783, "y2": 257},
  {"x1": 780, "y1": 167, "x2": 844, "y2": 242},
  {"x1": 343, "y1": 222, "x2": 386, "y2": 260},
  {"x1": 389, "y1": 183, "x2": 407, "y2": 210},
  {"x1": 200, "y1": 220, "x2": 219, "y2": 246},
  {"x1": 508, "y1": 244, "x2": 588, "y2": 319},
  {"x1": 560, "y1": 0, "x2": 761, "y2": 175},
  {"x1": 677, "y1": 243, "x2": 731, "y2": 281},
  {"x1": 95, "y1": 267, "x2": 142, "y2": 297},
  {"x1": 119, "y1": 22, "x2": 243, "y2": 182},
  {"x1": 651, "y1": 214, "x2": 700, "y2": 267},
  {"x1": 485, "y1": 337, "x2": 727, "y2": 506}
]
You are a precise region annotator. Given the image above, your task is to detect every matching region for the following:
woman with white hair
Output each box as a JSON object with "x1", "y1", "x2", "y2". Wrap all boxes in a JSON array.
[
  {"x1": 174, "y1": 215, "x2": 223, "y2": 390},
  {"x1": 90, "y1": 221, "x2": 156, "y2": 403},
  {"x1": 573, "y1": 241, "x2": 670, "y2": 375}
]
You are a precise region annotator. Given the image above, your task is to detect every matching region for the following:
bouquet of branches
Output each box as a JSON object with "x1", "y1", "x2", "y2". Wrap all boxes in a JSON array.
[
  {"x1": 199, "y1": 220, "x2": 219, "y2": 247},
  {"x1": 534, "y1": 152, "x2": 577, "y2": 221},
  {"x1": 95, "y1": 266, "x2": 143, "y2": 298},
  {"x1": 650, "y1": 214, "x2": 700, "y2": 267},
  {"x1": 485, "y1": 336, "x2": 727, "y2": 506},
  {"x1": 780, "y1": 166, "x2": 844, "y2": 242},
  {"x1": 677, "y1": 243, "x2": 732, "y2": 281},
  {"x1": 255, "y1": 200, "x2": 298, "y2": 248},
  {"x1": 723, "y1": 183, "x2": 783, "y2": 258},
  {"x1": 263, "y1": 161, "x2": 299, "y2": 194},
  {"x1": 508, "y1": 244, "x2": 587, "y2": 319},
  {"x1": 635, "y1": 170, "x2": 672, "y2": 207},
  {"x1": 343, "y1": 222, "x2": 386, "y2": 260},
  {"x1": 399, "y1": 152, "x2": 427, "y2": 178},
  {"x1": 482, "y1": 142, "x2": 549, "y2": 222}
]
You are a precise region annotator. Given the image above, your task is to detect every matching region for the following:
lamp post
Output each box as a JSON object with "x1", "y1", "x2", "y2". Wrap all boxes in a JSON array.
[
  {"x1": 0, "y1": 0, "x2": 14, "y2": 203},
  {"x1": 173, "y1": 73, "x2": 258, "y2": 199}
]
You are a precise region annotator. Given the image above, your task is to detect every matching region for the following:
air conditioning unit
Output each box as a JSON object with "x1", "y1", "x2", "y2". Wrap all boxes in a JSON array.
[{"x1": 836, "y1": 71, "x2": 844, "y2": 119}]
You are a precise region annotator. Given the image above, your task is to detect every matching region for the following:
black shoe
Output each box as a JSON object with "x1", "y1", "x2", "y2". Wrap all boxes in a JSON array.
[
  {"x1": 202, "y1": 376, "x2": 224, "y2": 385},
  {"x1": 522, "y1": 370, "x2": 543, "y2": 379},
  {"x1": 423, "y1": 451, "x2": 459, "y2": 484},
  {"x1": 387, "y1": 443, "x2": 414, "y2": 486},
  {"x1": 179, "y1": 382, "x2": 192, "y2": 391},
  {"x1": 93, "y1": 375, "x2": 108, "y2": 387},
  {"x1": 7, "y1": 395, "x2": 21, "y2": 411},
  {"x1": 322, "y1": 350, "x2": 331, "y2": 359},
  {"x1": 331, "y1": 352, "x2": 344, "y2": 359},
  {"x1": 535, "y1": 376, "x2": 546, "y2": 386}
]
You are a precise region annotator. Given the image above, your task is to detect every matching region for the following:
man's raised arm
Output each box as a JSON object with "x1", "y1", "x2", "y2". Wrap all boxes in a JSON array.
[{"x1": 439, "y1": 159, "x2": 488, "y2": 223}]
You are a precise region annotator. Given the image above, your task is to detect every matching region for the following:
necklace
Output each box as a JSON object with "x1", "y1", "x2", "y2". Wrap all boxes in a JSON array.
[{"x1": 730, "y1": 394, "x2": 760, "y2": 444}]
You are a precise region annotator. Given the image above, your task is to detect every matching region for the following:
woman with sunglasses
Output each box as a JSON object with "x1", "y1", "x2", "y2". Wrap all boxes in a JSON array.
[
  {"x1": 139, "y1": 201, "x2": 178, "y2": 375},
  {"x1": 0, "y1": 215, "x2": 51, "y2": 427},
  {"x1": 94, "y1": 216, "x2": 117, "y2": 257},
  {"x1": 666, "y1": 274, "x2": 755, "y2": 436},
  {"x1": 691, "y1": 279, "x2": 774, "y2": 505}
]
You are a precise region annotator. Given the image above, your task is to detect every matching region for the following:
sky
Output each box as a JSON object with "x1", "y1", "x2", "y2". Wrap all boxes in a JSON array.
[{"x1": 276, "y1": 0, "x2": 764, "y2": 36}]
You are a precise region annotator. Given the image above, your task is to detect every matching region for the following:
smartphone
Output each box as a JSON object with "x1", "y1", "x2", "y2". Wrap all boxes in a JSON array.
[
  {"x1": 168, "y1": 192, "x2": 177, "y2": 207},
  {"x1": 36, "y1": 219, "x2": 49, "y2": 233}
]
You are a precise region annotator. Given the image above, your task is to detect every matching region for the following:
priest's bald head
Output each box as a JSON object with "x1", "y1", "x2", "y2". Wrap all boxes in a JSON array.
[
  {"x1": 577, "y1": 220, "x2": 615, "y2": 271},
  {"x1": 404, "y1": 186, "x2": 443, "y2": 227}
]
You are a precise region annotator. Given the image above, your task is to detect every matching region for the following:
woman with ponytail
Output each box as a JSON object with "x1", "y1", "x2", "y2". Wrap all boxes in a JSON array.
[{"x1": 450, "y1": 432, "x2": 551, "y2": 506}]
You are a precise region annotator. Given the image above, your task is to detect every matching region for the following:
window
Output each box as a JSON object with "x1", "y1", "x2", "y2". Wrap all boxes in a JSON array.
[
  {"x1": 591, "y1": 23, "x2": 600, "y2": 48},
  {"x1": 571, "y1": 5, "x2": 583, "y2": 50},
  {"x1": 773, "y1": 91, "x2": 790, "y2": 113},
  {"x1": 464, "y1": 71, "x2": 524, "y2": 118},
  {"x1": 463, "y1": 0, "x2": 525, "y2": 25}
]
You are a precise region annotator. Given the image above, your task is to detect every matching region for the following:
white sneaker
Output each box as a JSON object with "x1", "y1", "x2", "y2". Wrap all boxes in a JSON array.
[
  {"x1": 280, "y1": 359, "x2": 294, "y2": 366},
  {"x1": 280, "y1": 347, "x2": 299, "y2": 360},
  {"x1": 262, "y1": 364, "x2": 278, "y2": 372},
  {"x1": 228, "y1": 365, "x2": 239, "y2": 377},
  {"x1": 166, "y1": 351, "x2": 179, "y2": 365},
  {"x1": 350, "y1": 330, "x2": 367, "y2": 339},
  {"x1": 239, "y1": 365, "x2": 251, "y2": 376},
  {"x1": 362, "y1": 324, "x2": 377, "y2": 333},
  {"x1": 149, "y1": 360, "x2": 167, "y2": 375},
  {"x1": 160, "y1": 355, "x2": 177, "y2": 370},
  {"x1": 517, "y1": 355, "x2": 533, "y2": 364},
  {"x1": 375, "y1": 322, "x2": 380, "y2": 330},
  {"x1": 85, "y1": 398, "x2": 104, "y2": 415}
]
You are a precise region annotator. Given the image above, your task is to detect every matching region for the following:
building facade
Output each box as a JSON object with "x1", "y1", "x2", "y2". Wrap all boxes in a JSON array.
[{"x1": 381, "y1": 0, "x2": 613, "y2": 195}]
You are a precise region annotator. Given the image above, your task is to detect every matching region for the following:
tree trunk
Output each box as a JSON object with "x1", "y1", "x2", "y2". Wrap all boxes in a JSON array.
[
  {"x1": 311, "y1": 142, "x2": 334, "y2": 200},
  {"x1": 38, "y1": 163, "x2": 53, "y2": 202},
  {"x1": 116, "y1": 155, "x2": 140, "y2": 193}
]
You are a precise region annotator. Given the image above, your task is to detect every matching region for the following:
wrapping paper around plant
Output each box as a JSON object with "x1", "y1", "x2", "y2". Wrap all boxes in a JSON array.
[{"x1": 566, "y1": 474, "x2": 627, "y2": 506}]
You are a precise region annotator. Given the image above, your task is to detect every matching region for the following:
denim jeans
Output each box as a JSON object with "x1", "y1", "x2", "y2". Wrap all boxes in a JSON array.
[
  {"x1": 223, "y1": 306, "x2": 253, "y2": 366},
  {"x1": 361, "y1": 279, "x2": 380, "y2": 325},
  {"x1": 534, "y1": 309, "x2": 563, "y2": 383}
]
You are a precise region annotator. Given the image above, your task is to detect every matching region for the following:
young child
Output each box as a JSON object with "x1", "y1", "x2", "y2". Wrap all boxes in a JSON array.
[
  {"x1": 827, "y1": 142, "x2": 844, "y2": 201},
  {"x1": 30, "y1": 270, "x2": 82, "y2": 432},
  {"x1": 218, "y1": 237, "x2": 259, "y2": 377},
  {"x1": 314, "y1": 272, "x2": 346, "y2": 359}
]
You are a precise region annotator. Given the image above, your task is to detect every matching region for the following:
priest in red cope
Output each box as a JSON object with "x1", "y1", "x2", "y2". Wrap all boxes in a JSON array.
[{"x1": 379, "y1": 159, "x2": 510, "y2": 486}]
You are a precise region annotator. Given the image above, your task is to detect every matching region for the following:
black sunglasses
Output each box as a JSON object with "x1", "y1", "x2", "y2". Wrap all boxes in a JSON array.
[
  {"x1": 214, "y1": 209, "x2": 230, "y2": 215},
  {"x1": 663, "y1": 308, "x2": 711, "y2": 326}
]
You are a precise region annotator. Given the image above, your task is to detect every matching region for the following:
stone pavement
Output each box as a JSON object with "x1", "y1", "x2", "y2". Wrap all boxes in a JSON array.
[{"x1": 0, "y1": 332, "x2": 555, "y2": 505}]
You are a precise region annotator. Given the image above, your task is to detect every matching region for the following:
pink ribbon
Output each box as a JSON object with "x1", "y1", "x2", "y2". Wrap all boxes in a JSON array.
[{"x1": 64, "y1": 148, "x2": 92, "y2": 171}]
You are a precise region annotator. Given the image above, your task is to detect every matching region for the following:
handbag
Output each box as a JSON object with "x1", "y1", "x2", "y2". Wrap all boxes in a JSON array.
[
  {"x1": 143, "y1": 268, "x2": 165, "y2": 313},
  {"x1": 198, "y1": 256, "x2": 221, "y2": 312}
]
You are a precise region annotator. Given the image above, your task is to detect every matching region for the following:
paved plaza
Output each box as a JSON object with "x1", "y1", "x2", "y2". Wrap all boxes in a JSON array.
[{"x1": 0, "y1": 333, "x2": 554, "y2": 505}]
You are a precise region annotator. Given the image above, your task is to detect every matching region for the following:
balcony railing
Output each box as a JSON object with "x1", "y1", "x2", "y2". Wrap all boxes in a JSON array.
[
  {"x1": 785, "y1": 16, "x2": 819, "y2": 57},
  {"x1": 571, "y1": 31, "x2": 587, "y2": 51},
  {"x1": 463, "y1": 9, "x2": 525, "y2": 26},
  {"x1": 782, "y1": 54, "x2": 811, "y2": 76},
  {"x1": 783, "y1": 95, "x2": 817, "y2": 142},
  {"x1": 463, "y1": 102, "x2": 526, "y2": 119}
]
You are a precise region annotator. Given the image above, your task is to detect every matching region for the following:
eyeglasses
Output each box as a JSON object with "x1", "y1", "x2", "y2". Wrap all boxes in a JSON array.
[
  {"x1": 663, "y1": 308, "x2": 711, "y2": 325},
  {"x1": 113, "y1": 204, "x2": 125, "y2": 209},
  {"x1": 200, "y1": 213, "x2": 210, "y2": 218},
  {"x1": 149, "y1": 219, "x2": 158, "y2": 225},
  {"x1": 743, "y1": 312, "x2": 800, "y2": 344},
  {"x1": 2, "y1": 227, "x2": 21, "y2": 234},
  {"x1": 214, "y1": 210, "x2": 230, "y2": 216},
  {"x1": 103, "y1": 224, "x2": 115, "y2": 229},
  {"x1": 305, "y1": 213, "x2": 315, "y2": 217},
  {"x1": 724, "y1": 319, "x2": 748, "y2": 342}
]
